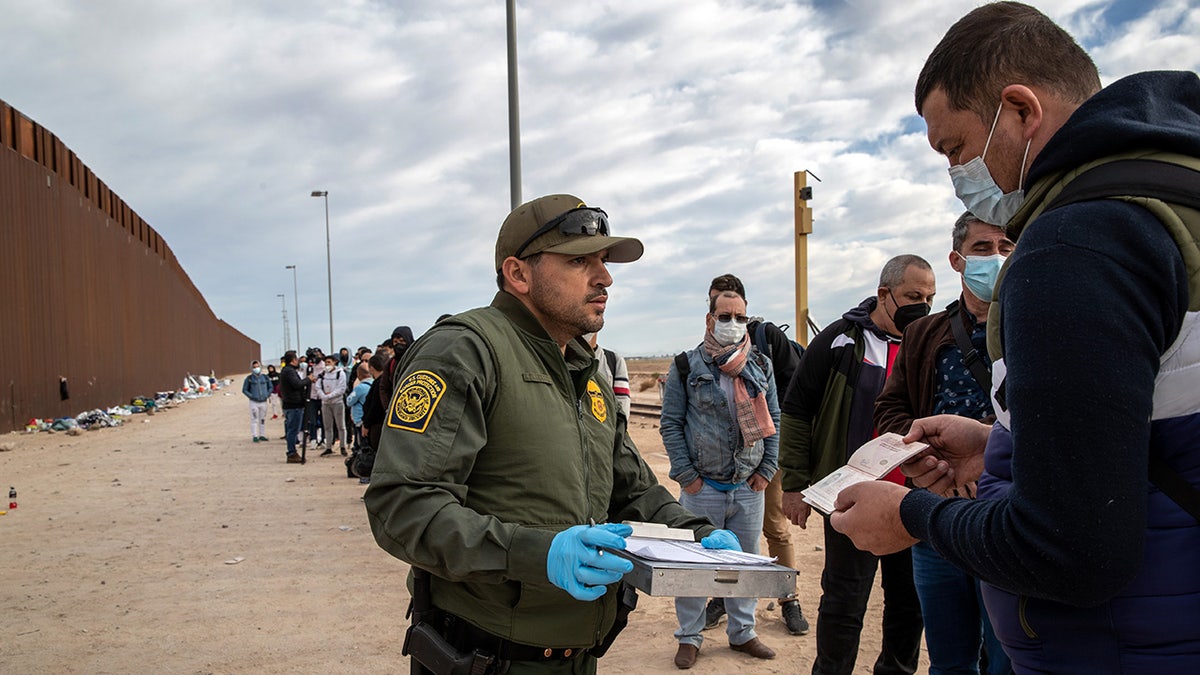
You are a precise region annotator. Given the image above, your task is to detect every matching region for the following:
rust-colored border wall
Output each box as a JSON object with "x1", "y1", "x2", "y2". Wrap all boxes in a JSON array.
[{"x1": 0, "y1": 98, "x2": 259, "y2": 432}]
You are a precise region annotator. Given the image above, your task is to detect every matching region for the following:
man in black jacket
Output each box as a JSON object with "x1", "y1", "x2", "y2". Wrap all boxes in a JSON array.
[{"x1": 279, "y1": 350, "x2": 308, "y2": 464}]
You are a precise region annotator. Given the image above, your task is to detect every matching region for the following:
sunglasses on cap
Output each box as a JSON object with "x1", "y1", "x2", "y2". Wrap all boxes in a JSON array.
[{"x1": 514, "y1": 207, "x2": 610, "y2": 259}]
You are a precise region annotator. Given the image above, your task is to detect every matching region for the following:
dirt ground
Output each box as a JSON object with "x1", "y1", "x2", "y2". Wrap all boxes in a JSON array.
[{"x1": 0, "y1": 359, "x2": 927, "y2": 674}]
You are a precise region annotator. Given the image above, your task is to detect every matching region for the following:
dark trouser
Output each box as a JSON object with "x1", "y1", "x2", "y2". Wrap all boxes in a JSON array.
[
  {"x1": 813, "y1": 518, "x2": 923, "y2": 675},
  {"x1": 283, "y1": 408, "x2": 304, "y2": 455},
  {"x1": 304, "y1": 399, "x2": 323, "y2": 443},
  {"x1": 911, "y1": 541, "x2": 1011, "y2": 675}
]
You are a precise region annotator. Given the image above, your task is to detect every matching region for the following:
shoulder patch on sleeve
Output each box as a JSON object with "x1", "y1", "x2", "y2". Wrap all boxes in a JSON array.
[{"x1": 386, "y1": 370, "x2": 447, "y2": 433}]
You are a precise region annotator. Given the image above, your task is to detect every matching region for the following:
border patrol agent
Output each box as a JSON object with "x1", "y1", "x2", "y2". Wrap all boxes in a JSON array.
[{"x1": 365, "y1": 194, "x2": 736, "y2": 675}]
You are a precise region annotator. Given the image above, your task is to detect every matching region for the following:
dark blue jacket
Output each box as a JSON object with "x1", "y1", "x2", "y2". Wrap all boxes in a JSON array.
[{"x1": 901, "y1": 71, "x2": 1200, "y2": 672}]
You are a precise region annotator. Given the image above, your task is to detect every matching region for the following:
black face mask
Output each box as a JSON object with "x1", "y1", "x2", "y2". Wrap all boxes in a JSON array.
[{"x1": 888, "y1": 293, "x2": 930, "y2": 335}]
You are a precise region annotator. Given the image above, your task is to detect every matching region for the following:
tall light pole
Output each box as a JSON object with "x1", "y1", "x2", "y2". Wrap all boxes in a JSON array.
[
  {"x1": 277, "y1": 293, "x2": 290, "y2": 352},
  {"x1": 310, "y1": 190, "x2": 334, "y2": 354},
  {"x1": 285, "y1": 264, "x2": 300, "y2": 351},
  {"x1": 506, "y1": 0, "x2": 522, "y2": 208}
]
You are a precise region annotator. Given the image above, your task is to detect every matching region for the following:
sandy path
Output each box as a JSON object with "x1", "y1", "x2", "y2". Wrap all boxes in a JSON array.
[{"x1": 0, "y1": 372, "x2": 925, "y2": 674}]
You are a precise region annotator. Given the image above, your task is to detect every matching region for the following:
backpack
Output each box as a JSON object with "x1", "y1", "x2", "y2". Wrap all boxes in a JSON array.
[
  {"x1": 751, "y1": 320, "x2": 805, "y2": 365},
  {"x1": 603, "y1": 348, "x2": 618, "y2": 381},
  {"x1": 1038, "y1": 156, "x2": 1200, "y2": 522},
  {"x1": 346, "y1": 444, "x2": 376, "y2": 479}
]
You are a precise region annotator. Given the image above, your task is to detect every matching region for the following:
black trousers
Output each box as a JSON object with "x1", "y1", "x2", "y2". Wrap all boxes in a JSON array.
[{"x1": 812, "y1": 517, "x2": 923, "y2": 675}]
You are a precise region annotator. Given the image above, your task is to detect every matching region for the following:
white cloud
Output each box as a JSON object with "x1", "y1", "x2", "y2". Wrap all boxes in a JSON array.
[{"x1": 0, "y1": 0, "x2": 1193, "y2": 357}]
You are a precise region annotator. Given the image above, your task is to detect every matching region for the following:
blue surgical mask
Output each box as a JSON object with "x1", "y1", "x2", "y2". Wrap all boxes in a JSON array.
[
  {"x1": 948, "y1": 103, "x2": 1031, "y2": 226},
  {"x1": 955, "y1": 251, "x2": 1006, "y2": 302}
]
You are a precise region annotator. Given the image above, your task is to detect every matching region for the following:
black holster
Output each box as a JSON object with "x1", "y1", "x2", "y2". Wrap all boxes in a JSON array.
[
  {"x1": 403, "y1": 567, "x2": 502, "y2": 675},
  {"x1": 589, "y1": 582, "x2": 638, "y2": 658}
]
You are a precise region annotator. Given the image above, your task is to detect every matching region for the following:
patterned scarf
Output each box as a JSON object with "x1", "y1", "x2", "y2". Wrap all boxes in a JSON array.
[{"x1": 703, "y1": 331, "x2": 776, "y2": 447}]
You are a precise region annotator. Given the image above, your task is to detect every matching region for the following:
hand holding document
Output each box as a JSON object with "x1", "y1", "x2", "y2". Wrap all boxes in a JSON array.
[{"x1": 801, "y1": 433, "x2": 929, "y2": 515}]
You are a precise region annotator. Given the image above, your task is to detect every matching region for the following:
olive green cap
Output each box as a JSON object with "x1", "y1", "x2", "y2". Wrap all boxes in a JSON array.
[{"x1": 494, "y1": 194, "x2": 644, "y2": 271}]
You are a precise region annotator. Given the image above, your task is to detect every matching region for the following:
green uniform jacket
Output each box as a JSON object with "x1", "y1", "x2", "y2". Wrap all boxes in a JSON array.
[{"x1": 364, "y1": 291, "x2": 715, "y2": 649}]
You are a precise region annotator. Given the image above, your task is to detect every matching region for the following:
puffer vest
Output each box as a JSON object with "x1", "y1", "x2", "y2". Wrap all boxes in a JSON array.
[{"x1": 981, "y1": 151, "x2": 1200, "y2": 672}]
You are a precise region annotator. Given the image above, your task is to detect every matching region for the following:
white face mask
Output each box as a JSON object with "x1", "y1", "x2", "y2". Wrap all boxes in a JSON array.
[
  {"x1": 252, "y1": 367, "x2": 261, "y2": 374},
  {"x1": 712, "y1": 319, "x2": 747, "y2": 346},
  {"x1": 948, "y1": 102, "x2": 1031, "y2": 226}
]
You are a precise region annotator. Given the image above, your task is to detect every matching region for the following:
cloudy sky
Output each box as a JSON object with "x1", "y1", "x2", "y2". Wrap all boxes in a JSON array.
[{"x1": 2, "y1": 0, "x2": 1197, "y2": 358}]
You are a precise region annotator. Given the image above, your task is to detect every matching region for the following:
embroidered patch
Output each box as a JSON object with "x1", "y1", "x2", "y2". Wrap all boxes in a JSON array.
[
  {"x1": 587, "y1": 379, "x2": 607, "y2": 423},
  {"x1": 386, "y1": 370, "x2": 447, "y2": 433}
]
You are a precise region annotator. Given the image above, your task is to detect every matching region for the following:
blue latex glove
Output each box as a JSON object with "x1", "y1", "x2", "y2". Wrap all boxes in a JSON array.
[
  {"x1": 701, "y1": 529, "x2": 742, "y2": 551},
  {"x1": 547, "y1": 523, "x2": 634, "y2": 601}
]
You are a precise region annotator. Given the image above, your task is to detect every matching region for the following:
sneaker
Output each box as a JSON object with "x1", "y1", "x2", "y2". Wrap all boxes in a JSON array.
[
  {"x1": 781, "y1": 599, "x2": 810, "y2": 635},
  {"x1": 319, "y1": 449, "x2": 335, "y2": 457},
  {"x1": 703, "y1": 598, "x2": 726, "y2": 630},
  {"x1": 252, "y1": 437, "x2": 260, "y2": 443},
  {"x1": 340, "y1": 445, "x2": 348, "y2": 456},
  {"x1": 258, "y1": 436, "x2": 269, "y2": 442},
  {"x1": 286, "y1": 454, "x2": 303, "y2": 464}
]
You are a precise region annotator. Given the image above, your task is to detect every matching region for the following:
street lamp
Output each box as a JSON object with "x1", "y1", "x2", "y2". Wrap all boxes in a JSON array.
[
  {"x1": 285, "y1": 264, "x2": 300, "y2": 350},
  {"x1": 277, "y1": 293, "x2": 290, "y2": 352},
  {"x1": 310, "y1": 190, "x2": 334, "y2": 355}
]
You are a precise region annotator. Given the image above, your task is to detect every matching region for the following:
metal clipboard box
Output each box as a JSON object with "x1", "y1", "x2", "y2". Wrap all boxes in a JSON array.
[{"x1": 608, "y1": 548, "x2": 797, "y2": 598}]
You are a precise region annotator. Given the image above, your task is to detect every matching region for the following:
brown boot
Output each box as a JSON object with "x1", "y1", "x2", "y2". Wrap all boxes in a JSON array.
[
  {"x1": 674, "y1": 643, "x2": 699, "y2": 669},
  {"x1": 730, "y1": 637, "x2": 775, "y2": 660}
]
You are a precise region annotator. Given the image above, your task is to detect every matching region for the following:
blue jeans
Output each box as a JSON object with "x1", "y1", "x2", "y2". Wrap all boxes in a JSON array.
[
  {"x1": 911, "y1": 541, "x2": 1011, "y2": 675},
  {"x1": 675, "y1": 482, "x2": 764, "y2": 647},
  {"x1": 284, "y1": 408, "x2": 304, "y2": 456}
]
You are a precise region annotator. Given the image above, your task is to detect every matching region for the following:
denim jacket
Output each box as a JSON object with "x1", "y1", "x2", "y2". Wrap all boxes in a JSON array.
[{"x1": 660, "y1": 344, "x2": 780, "y2": 488}]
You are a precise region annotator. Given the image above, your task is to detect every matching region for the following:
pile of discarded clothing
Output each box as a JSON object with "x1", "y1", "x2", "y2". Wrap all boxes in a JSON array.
[{"x1": 24, "y1": 390, "x2": 187, "y2": 433}]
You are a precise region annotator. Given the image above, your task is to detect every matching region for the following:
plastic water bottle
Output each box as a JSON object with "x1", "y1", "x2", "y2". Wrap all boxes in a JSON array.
[{"x1": 8, "y1": 486, "x2": 15, "y2": 510}]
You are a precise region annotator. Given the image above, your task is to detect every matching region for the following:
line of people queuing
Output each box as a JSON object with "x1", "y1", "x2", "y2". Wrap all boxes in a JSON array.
[{"x1": 242, "y1": 326, "x2": 417, "y2": 472}]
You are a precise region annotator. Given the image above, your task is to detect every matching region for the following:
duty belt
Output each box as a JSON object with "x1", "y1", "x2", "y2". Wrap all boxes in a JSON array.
[{"x1": 444, "y1": 612, "x2": 588, "y2": 662}]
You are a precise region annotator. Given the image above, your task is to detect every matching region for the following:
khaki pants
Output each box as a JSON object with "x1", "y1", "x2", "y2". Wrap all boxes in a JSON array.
[{"x1": 763, "y1": 469, "x2": 798, "y2": 599}]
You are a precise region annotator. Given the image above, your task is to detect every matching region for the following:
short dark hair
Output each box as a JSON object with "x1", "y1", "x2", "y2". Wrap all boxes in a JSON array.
[
  {"x1": 709, "y1": 274, "x2": 746, "y2": 301},
  {"x1": 496, "y1": 253, "x2": 542, "y2": 290},
  {"x1": 951, "y1": 212, "x2": 987, "y2": 252},
  {"x1": 368, "y1": 353, "x2": 388, "y2": 371},
  {"x1": 879, "y1": 255, "x2": 932, "y2": 289},
  {"x1": 709, "y1": 290, "x2": 743, "y2": 314},
  {"x1": 283, "y1": 350, "x2": 297, "y2": 364},
  {"x1": 915, "y1": 2, "x2": 1100, "y2": 121}
]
